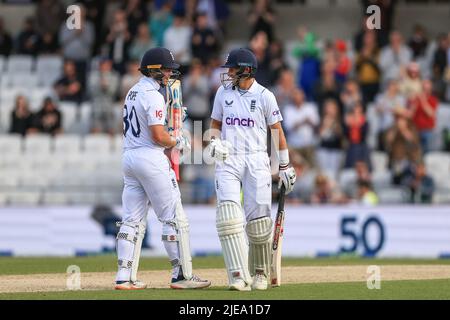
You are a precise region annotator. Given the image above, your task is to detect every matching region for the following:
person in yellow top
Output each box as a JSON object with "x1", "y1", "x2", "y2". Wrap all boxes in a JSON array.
[{"x1": 357, "y1": 179, "x2": 379, "y2": 206}]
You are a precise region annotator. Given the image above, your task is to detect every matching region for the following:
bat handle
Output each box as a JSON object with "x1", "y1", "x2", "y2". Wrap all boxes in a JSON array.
[{"x1": 278, "y1": 184, "x2": 286, "y2": 209}]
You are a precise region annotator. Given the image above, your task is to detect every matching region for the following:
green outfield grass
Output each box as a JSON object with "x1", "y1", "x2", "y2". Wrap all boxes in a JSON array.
[
  {"x1": 1, "y1": 279, "x2": 450, "y2": 300},
  {"x1": 1, "y1": 255, "x2": 450, "y2": 275},
  {"x1": 1, "y1": 256, "x2": 450, "y2": 300}
]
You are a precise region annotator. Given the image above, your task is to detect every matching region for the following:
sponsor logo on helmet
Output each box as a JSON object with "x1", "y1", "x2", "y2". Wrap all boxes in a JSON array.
[{"x1": 225, "y1": 116, "x2": 255, "y2": 127}]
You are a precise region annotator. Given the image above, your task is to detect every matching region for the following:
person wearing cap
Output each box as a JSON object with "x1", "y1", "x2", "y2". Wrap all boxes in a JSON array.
[
  {"x1": 208, "y1": 48, "x2": 296, "y2": 291},
  {"x1": 114, "y1": 47, "x2": 211, "y2": 290}
]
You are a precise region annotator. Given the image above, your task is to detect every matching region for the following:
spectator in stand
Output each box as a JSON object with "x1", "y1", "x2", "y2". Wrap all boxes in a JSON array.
[
  {"x1": 385, "y1": 109, "x2": 421, "y2": 185},
  {"x1": 356, "y1": 179, "x2": 379, "y2": 206},
  {"x1": 408, "y1": 24, "x2": 428, "y2": 61},
  {"x1": 163, "y1": 12, "x2": 192, "y2": 74},
  {"x1": 31, "y1": 97, "x2": 63, "y2": 136},
  {"x1": 409, "y1": 79, "x2": 439, "y2": 154},
  {"x1": 195, "y1": 0, "x2": 230, "y2": 37},
  {"x1": 123, "y1": 0, "x2": 150, "y2": 36},
  {"x1": 249, "y1": 31, "x2": 272, "y2": 87},
  {"x1": 355, "y1": 30, "x2": 381, "y2": 104},
  {"x1": 191, "y1": 11, "x2": 218, "y2": 65},
  {"x1": 317, "y1": 99, "x2": 344, "y2": 181},
  {"x1": 54, "y1": 60, "x2": 83, "y2": 104},
  {"x1": 35, "y1": 0, "x2": 65, "y2": 55},
  {"x1": 343, "y1": 101, "x2": 371, "y2": 169},
  {"x1": 183, "y1": 58, "x2": 210, "y2": 133},
  {"x1": 128, "y1": 22, "x2": 155, "y2": 62},
  {"x1": 16, "y1": 17, "x2": 41, "y2": 56},
  {"x1": 0, "y1": 17, "x2": 13, "y2": 56},
  {"x1": 9, "y1": 95, "x2": 34, "y2": 137},
  {"x1": 340, "y1": 79, "x2": 364, "y2": 113},
  {"x1": 268, "y1": 39, "x2": 288, "y2": 86},
  {"x1": 400, "y1": 161, "x2": 435, "y2": 204},
  {"x1": 380, "y1": 31, "x2": 412, "y2": 87},
  {"x1": 149, "y1": 1, "x2": 174, "y2": 47},
  {"x1": 88, "y1": 58, "x2": 120, "y2": 135},
  {"x1": 334, "y1": 39, "x2": 352, "y2": 84},
  {"x1": 354, "y1": 16, "x2": 388, "y2": 53},
  {"x1": 272, "y1": 68, "x2": 296, "y2": 111},
  {"x1": 285, "y1": 150, "x2": 315, "y2": 204},
  {"x1": 80, "y1": 0, "x2": 106, "y2": 56},
  {"x1": 310, "y1": 174, "x2": 345, "y2": 205},
  {"x1": 292, "y1": 26, "x2": 321, "y2": 101},
  {"x1": 247, "y1": 0, "x2": 275, "y2": 43},
  {"x1": 374, "y1": 79, "x2": 406, "y2": 151},
  {"x1": 432, "y1": 33, "x2": 449, "y2": 101},
  {"x1": 59, "y1": 3, "x2": 94, "y2": 96},
  {"x1": 399, "y1": 62, "x2": 423, "y2": 101},
  {"x1": 106, "y1": 9, "x2": 132, "y2": 75},
  {"x1": 120, "y1": 60, "x2": 142, "y2": 100},
  {"x1": 283, "y1": 88, "x2": 320, "y2": 168},
  {"x1": 313, "y1": 58, "x2": 342, "y2": 117}
]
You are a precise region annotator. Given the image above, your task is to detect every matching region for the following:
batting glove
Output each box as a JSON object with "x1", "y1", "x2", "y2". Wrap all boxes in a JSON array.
[
  {"x1": 278, "y1": 165, "x2": 296, "y2": 194},
  {"x1": 209, "y1": 138, "x2": 231, "y2": 162},
  {"x1": 174, "y1": 134, "x2": 191, "y2": 153}
]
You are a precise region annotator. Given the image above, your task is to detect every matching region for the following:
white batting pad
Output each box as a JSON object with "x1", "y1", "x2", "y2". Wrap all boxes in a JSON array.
[
  {"x1": 131, "y1": 218, "x2": 147, "y2": 282},
  {"x1": 246, "y1": 216, "x2": 273, "y2": 277},
  {"x1": 216, "y1": 201, "x2": 252, "y2": 285}
]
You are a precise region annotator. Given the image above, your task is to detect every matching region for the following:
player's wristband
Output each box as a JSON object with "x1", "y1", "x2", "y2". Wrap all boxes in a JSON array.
[{"x1": 279, "y1": 149, "x2": 289, "y2": 168}]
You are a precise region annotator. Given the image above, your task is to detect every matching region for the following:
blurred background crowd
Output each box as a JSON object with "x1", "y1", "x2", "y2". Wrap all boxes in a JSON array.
[{"x1": 0, "y1": 0, "x2": 449, "y2": 206}]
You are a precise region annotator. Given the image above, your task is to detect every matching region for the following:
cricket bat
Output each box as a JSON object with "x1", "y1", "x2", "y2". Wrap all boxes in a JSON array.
[
  {"x1": 166, "y1": 80, "x2": 183, "y2": 180},
  {"x1": 271, "y1": 185, "x2": 286, "y2": 287}
]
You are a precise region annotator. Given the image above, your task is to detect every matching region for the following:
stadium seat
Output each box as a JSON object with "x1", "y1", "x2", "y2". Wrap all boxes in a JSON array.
[
  {"x1": 83, "y1": 134, "x2": 113, "y2": 154},
  {"x1": 0, "y1": 55, "x2": 5, "y2": 72},
  {"x1": 0, "y1": 193, "x2": 6, "y2": 206},
  {"x1": 42, "y1": 192, "x2": 69, "y2": 205},
  {"x1": 378, "y1": 187, "x2": 409, "y2": 204},
  {"x1": 68, "y1": 192, "x2": 97, "y2": 205},
  {"x1": 59, "y1": 103, "x2": 79, "y2": 133},
  {"x1": 6, "y1": 191, "x2": 41, "y2": 206},
  {"x1": 53, "y1": 134, "x2": 82, "y2": 155},
  {"x1": 36, "y1": 55, "x2": 63, "y2": 87},
  {"x1": 0, "y1": 134, "x2": 23, "y2": 154},
  {"x1": 0, "y1": 175, "x2": 19, "y2": 188},
  {"x1": 433, "y1": 189, "x2": 450, "y2": 204},
  {"x1": 23, "y1": 134, "x2": 52, "y2": 155},
  {"x1": 113, "y1": 134, "x2": 123, "y2": 152},
  {"x1": 5, "y1": 55, "x2": 34, "y2": 73},
  {"x1": 424, "y1": 152, "x2": 450, "y2": 186},
  {"x1": 8, "y1": 73, "x2": 39, "y2": 89},
  {"x1": 30, "y1": 88, "x2": 54, "y2": 111},
  {"x1": 19, "y1": 173, "x2": 51, "y2": 188},
  {"x1": 372, "y1": 170, "x2": 392, "y2": 190},
  {"x1": 371, "y1": 151, "x2": 388, "y2": 173}
]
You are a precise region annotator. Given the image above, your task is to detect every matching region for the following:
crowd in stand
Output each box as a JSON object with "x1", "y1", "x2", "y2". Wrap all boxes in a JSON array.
[{"x1": 1, "y1": 0, "x2": 449, "y2": 205}]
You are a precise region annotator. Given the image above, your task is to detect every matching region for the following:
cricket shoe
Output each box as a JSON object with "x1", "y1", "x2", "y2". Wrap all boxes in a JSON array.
[
  {"x1": 114, "y1": 280, "x2": 147, "y2": 290},
  {"x1": 229, "y1": 279, "x2": 252, "y2": 291},
  {"x1": 170, "y1": 274, "x2": 211, "y2": 289},
  {"x1": 251, "y1": 273, "x2": 268, "y2": 290}
]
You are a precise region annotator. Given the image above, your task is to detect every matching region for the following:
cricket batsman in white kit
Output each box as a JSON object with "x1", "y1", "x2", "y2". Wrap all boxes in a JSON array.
[
  {"x1": 209, "y1": 48, "x2": 297, "y2": 291},
  {"x1": 115, "y1": 47, "x2": 211, "y2": 290}
]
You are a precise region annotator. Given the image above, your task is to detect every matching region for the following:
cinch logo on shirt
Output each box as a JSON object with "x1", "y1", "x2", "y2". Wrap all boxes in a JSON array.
[{"x1": 225, "y1": 117, "x2": 255, "y2": 127}]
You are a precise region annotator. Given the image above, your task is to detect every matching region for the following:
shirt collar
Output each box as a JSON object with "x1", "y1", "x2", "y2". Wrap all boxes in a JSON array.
[
  {"x1": 237, "y1": 79, "x2": 258, "y2": 95},
  {"x1": 140, "y1": 76, "x2": 161, "y2": 90}
]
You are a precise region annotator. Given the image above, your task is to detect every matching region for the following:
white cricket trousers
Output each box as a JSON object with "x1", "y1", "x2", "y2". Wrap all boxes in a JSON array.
[
  {"x1": 215, "y1": 152, "x2": 272, "y2": 221},
  {"x1": 121, "y1": 147, "x2": 180, "y2": 233}
]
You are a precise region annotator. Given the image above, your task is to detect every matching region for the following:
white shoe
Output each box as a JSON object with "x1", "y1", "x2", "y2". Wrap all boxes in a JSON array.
[
  {"x1": 229, "y1": 279, "x2": 252, "y2": 291},
  {"x1": 170, "y1": 275, "x2": 211, "y2": 289},
  {"x1": 114, "y1": 280, "x2": 147, "y2": 290},
  {"x1": 251, "y1": 273, "x2": 268, "y2": 290}
]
